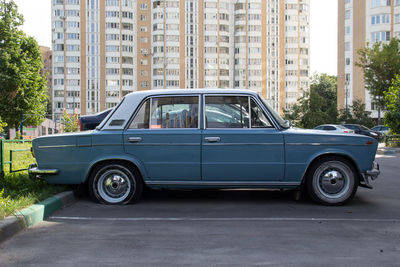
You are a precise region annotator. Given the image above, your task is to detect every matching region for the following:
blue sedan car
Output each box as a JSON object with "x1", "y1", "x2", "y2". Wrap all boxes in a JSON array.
[{"x1": 29, "y1": 89, "x2": 380, "y2": 205}]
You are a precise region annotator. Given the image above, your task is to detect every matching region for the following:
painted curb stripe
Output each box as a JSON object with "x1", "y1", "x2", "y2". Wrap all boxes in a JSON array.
[{"x1": 18, "y1": 196, "x2": 63, "y2": 227}]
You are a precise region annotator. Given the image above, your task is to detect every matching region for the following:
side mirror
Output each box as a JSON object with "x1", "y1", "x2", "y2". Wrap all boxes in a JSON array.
[{"x1": 284, "y1": 120, "x2": 292, "y2": 128}]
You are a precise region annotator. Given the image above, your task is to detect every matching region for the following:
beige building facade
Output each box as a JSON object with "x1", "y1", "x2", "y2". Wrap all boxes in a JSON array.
[
  {"x1": 338, "y1": 0, "x2": 400, "y2": 118},
  {"x1": 40, "y1": 46, "x2": 53, "y2": 114},
  {"x1": 52, "y1": 0, "x2": 310, "y2": 117}
]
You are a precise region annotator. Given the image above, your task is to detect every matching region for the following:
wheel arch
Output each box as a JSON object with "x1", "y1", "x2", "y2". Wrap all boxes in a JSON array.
[
  {"x1": 84, "y1": 156, "x2": 147, "y2": 184},
  {"x1": 300, "y1": 152, "x2": 361, "y2": 185}
]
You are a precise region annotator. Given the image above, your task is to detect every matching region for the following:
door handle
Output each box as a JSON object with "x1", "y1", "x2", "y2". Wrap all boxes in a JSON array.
[
  {"x1": 205, "y1": 137, "x2": 220, "y2": 143},
  {"x1": 128, "y1": 137, "x2": 142, "y2": 143}
]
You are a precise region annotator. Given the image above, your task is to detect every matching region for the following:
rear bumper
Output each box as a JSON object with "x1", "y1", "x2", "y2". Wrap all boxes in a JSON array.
[
  {"x1": 360, "y1": 161, "x2": 380, "y2": 189},
  {"x1": 28, "y1": 164, "x2": 59, "y2": 175}
]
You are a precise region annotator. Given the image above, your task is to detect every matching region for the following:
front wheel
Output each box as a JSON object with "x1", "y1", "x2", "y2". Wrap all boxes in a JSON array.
[
  {"x1": 306, "y1": 157, "x2": 358, "y2": 206},
  {"x1": 89, "y1": 163, "x2": 143, "y2": 205}
]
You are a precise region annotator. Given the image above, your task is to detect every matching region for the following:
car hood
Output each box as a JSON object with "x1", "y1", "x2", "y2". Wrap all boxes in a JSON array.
[{"x1": 283, "y1": 127, "x2": 377, "y2": 145}]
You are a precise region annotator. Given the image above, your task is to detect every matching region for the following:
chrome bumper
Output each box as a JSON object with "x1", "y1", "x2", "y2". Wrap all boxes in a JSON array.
[
  {"x1": 28, "y1": 164, "x2": 59, "y2": 175},
  {"x1": 360, "y1": 161, "x2": 380, "y2": 189}
]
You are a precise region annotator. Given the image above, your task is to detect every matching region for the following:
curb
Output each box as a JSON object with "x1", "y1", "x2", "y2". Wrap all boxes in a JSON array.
[
  {"x1": 0, "y1": 191, "x2": 75, "y2": 244},
  {"x1": 377, "y1": 148, "x2": 400, "y2": 155}
]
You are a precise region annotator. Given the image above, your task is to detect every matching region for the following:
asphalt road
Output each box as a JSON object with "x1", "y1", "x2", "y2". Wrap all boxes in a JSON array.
[{"x1": 1, "y1": 154, "x2": 400, "y2": 266}]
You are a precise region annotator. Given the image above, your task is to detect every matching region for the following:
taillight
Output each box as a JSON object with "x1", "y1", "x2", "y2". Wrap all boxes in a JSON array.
[{"x1": 344, "y1": 130, "x2": 349, "y2": 133}]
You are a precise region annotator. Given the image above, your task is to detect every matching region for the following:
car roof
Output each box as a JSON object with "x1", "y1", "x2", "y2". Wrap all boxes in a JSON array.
[
  {"x1": 101, "y1": 88, "x2": 262, "y2": 131},
  {"x1": 124, "y1": 88, "x2": 259, "y2": 101}
]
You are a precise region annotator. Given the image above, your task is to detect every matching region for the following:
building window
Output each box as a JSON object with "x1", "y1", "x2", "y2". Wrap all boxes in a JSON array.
[
  {"x1": 345, "y1": 42, "x2": 350, "y2": 51},
  {"x1": 345, "y1": 10, "x2": 350, "y2": 20},
  {"x1": 371, "y1": 0, "x2": 391, "y2": 8},
  {"x1": 371, "y1": 31, "x2": 390, "y2": 42},
  {"x1": 346, "y1": 58, "x2": 350, "y2": 65},
  {"x1": 345, "y1": 26, "x2": 350, "y2": 34}
]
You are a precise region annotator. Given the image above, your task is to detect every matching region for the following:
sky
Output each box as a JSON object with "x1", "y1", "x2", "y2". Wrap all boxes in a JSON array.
[{"x1": 13, "y1": 0, "x2": 338, "y2": 76}]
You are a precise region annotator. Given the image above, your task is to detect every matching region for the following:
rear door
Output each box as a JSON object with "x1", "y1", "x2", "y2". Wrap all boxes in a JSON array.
[{"x1": 124, "y1": 95, "x2": 201, "y2": 181}]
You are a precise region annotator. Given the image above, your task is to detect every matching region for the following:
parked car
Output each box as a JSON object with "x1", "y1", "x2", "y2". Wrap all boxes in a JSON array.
[
  {"x1": 314, "y1": 124, "x2": 355, "y2": 134},
  {"x1": 370, "y1": 125, "x2": 390, "y2": 135},
  {"x1": 79, "y1": 108, "x2": 112, "y2": 131},
  {"x1": 342, "y1": 124, "x2": 380, "y2": 140},
  {"x1": 29, "y1": 89, "x2": 380, "y2": 206}
]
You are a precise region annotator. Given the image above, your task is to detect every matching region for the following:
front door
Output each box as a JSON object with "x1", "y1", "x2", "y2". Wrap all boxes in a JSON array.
[
  {"x1": 201, "y1": 95, "x2": 284, "y2": 181},
  {"x1": 124, "y1": 95, "x2": 201, "y2": 181}
]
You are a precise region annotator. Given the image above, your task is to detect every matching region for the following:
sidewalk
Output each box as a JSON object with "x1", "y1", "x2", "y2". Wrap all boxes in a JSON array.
[{"x1": 377, "y1": 143, "x2": 400, "y2": 155}]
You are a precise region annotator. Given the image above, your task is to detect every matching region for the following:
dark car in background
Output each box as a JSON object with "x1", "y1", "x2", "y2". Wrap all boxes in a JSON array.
[
  {"x1": 342, "y1": 124, "x2": 380, "y2": 140},
  {"x1": 79, "y1": 109, "x2": 112, "y2": 131}
]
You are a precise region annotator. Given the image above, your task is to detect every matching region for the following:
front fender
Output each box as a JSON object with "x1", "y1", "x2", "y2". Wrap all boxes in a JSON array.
[{"x1": 284, "y1": 146, "x2": 364, "y2": 183}]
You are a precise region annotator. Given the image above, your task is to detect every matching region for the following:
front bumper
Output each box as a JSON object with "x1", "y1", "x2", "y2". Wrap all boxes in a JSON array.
[
  {"x1": 360, "y1": 161, "x2": 380, "y2": 189},
  {"x1": 28, "y1": 164, "x2": 59, "y2": 175}
]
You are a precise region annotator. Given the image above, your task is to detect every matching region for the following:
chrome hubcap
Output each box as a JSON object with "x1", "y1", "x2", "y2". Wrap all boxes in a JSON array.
[
  {"x1": 319, "y1": 169, "x2": 345, "y2": 194},
  {"x1": 97, "y1": 169, "x2": 132, "y2": 203},
  {"x1": 314, "y1": 161, "x2": 352, "y2": 200}
]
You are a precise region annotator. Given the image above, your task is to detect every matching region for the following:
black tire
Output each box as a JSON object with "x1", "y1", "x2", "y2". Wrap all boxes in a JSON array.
[
  {"x1": 89, "y1": 162, "x2": 143, "y2": 205},
  {"x1": 306, "y1": 156, "x2": 358, "y2": 206}
]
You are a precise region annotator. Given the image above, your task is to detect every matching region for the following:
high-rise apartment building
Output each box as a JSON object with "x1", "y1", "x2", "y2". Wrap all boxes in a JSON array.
[
  {"x1": 40, "y1": 46, "x2": 53, "y2": 114},
  {"x1": 52, "y1": 0, "x2": 310, "y2": 117},
  {"x1": 338, "y1": 0, "x2": 400, "y2": 118}
]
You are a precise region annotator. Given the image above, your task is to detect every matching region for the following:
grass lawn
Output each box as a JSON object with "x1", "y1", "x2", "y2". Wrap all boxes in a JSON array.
[{"x1": 0, "y1": 141, "x2": 69, "y2": 219}]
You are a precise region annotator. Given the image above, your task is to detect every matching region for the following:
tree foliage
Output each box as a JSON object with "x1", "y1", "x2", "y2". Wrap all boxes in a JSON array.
[
  {"x1": 384, "y1": 75, "x2": 400, "y2": 134},
  {"x1": 283, "y1": 74, "x2": 338, "y2": 129},
  {"x1": 338, "y1": 99, "x2": 374, "y2": 129},
  {"x1": 61, "y1": 110, "x2": 79, "y2": 132},
  {"x1": 0, "y1": 117, "x2": 6, "y2": 133},
  {"x1": 0, "y1": 0, "x2": 48, "y2": 130},
  {"x1": 357, "y1": 38, "x2": 400, "y2": 111}
]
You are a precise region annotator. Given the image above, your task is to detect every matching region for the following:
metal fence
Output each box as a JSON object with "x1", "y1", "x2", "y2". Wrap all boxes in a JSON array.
[
  {"x1": 0, "y1": 139, "x2": 35, "y2": 177},
  {"x1": 384, "y1": 135, "x2": 400, "y2": 147}
]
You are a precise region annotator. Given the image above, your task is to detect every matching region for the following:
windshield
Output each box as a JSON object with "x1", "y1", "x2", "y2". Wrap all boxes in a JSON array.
[
  {"x1": 360, "y1": 125, "x2": 370, "y2": 130},
  {"x1": 259, "y1": 97, "x2": 289, "y2": 128}
]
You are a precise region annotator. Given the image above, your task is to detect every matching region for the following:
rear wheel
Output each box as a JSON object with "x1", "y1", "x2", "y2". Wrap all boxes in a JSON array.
[
  {"x1": 89, "y1": 163, "x2": 143, "y2": 205},
  {"x1": 306, "y1": 156, "x2": 358, "y2": 206}
]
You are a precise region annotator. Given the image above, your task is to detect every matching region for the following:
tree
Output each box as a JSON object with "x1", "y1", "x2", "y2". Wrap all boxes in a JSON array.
[
  {"x1": 0, "y1": 117, "x2": 6, "y2": 133},
  {"x1": 338, "y1": 99, "x2": 375, "y2": 128},
  {"x1": 61, "y1": 110, "x2": 79, "y2": 132},
  {"x1": 384, "y1": 75, "x2": 400, "y2": 134},
  {"x1": 0, "y1": 0, "x2": 48, "y2": 131},
  {"x1": 283, "y1": 74, "x2": 338, "y2": 129},
  {"x1": 357, "y1": 38, "x2": 400, "y2": 122}
]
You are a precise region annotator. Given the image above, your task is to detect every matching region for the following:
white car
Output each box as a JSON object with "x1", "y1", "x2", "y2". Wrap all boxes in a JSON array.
[
  {"x1": 371, "y1": 125, "x2": 390, "y2": 135},
  {"x1": 314, "y1": 124, "x2": 355, "y2": 134}
]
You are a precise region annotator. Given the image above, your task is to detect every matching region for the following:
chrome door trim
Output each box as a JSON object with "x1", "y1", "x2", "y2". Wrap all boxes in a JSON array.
[
  {"x1": 202, "y1": 143, "x2": 283, "y2": 146},
  {"x1": 124, "y1": 143, "x2": 200, "y2": 146},
  {"x1": 125, "y1": 94, "x2": 201, "y2": 131},
  {"x1": 146, "y1": 181, "x2": 300, "y2": 186},
  {"x1": 38, "y1": 145, "x2": 76, "y2": 149},
  {"x1": 286, "y1": 143, "x2": 370, "y2": 146},
  {"x1": 202, "y1": 93, "x2": 278, "y2": 130}
]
